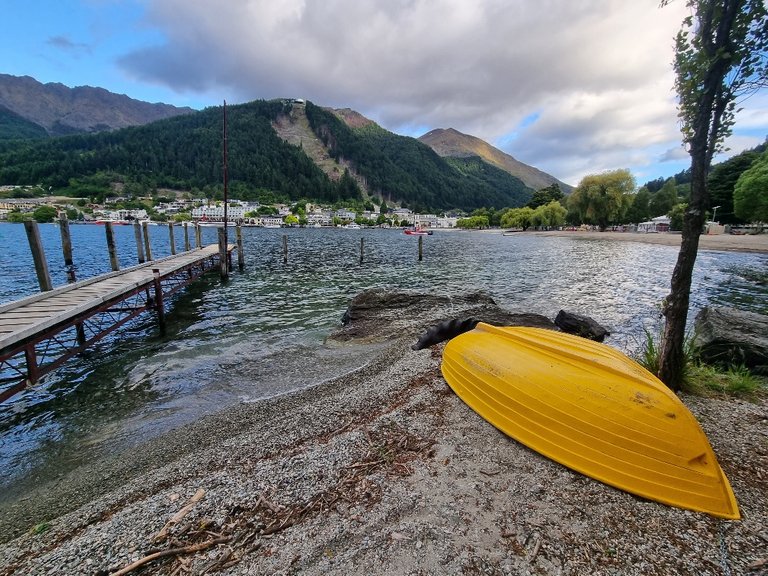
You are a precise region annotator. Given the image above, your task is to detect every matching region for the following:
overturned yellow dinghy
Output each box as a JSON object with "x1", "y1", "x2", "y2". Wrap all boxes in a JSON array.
[{"x1": 441, "y1": 323, "x2": 739, "y2": 519}]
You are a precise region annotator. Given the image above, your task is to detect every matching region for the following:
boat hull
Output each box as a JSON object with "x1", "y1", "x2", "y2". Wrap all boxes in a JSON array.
[{"x1": 441, "y1": 323, "x2": 739, "y2": 519}]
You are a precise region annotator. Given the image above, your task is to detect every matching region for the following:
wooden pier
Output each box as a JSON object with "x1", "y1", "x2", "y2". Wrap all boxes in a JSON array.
[{"x1": 0, "y1": 243, "x2": 234, "y2": 403}]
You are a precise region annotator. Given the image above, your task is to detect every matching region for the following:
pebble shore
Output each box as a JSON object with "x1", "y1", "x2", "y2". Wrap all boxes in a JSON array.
[{"x1": 0, "y1": 299, "x2": 766, "y2": 575}]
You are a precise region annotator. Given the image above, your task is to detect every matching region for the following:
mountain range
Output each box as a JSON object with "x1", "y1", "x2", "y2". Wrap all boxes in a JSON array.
[
  {"x1": 0, "y1": 74, "x2": 194, "y2": 137},
  {"x1": 0, "y1": 74, "x2": 571, "y2": 211}
]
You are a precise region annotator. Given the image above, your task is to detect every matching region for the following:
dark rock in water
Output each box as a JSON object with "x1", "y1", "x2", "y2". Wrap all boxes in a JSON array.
[
  {"x1": 554, "y1": 310, "x2": 610, "y2": 342},
  {"x1": 412, "y1": 318, "x2": 480, "y2": 350},
  {"x1": 327, "y1": 288, "x2": 555, "y2": 345},
  {"x1": 693, "y1": 307, "x2": 768, "y2": 375}
]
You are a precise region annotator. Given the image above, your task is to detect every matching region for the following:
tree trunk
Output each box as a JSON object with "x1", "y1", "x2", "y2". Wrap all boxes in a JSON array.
[{"x1": 658, "y1": 155, "x2": 708, "y2": 390}]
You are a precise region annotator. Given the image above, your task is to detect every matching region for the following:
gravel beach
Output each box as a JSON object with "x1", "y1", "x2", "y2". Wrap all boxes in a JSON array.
[
  {"x1": 0, "y1": 291, "x2": 766, "y2": 575},
  {"x1": 521, "y1": 230, "x2": 768, "y2": 253}
]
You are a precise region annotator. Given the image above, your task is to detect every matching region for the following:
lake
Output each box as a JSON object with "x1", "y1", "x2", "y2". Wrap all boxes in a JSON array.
[{"x1": 0, "y1": 222, "x2": 766, "y2": 500}]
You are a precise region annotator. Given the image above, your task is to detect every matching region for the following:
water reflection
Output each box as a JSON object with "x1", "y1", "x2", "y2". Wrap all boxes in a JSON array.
[{"x1": 0, "y1": 225, "x2": 766, "y2": 499}]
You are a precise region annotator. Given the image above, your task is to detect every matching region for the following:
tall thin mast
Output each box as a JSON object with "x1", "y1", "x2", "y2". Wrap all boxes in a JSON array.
[{"x1": 223, "y1": 100, "x2": 228, "y2": 246}]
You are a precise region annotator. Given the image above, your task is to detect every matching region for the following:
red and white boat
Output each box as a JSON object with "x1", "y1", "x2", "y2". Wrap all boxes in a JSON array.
[{"x1": 404, "y1": 227, "x2": 431, "y2": 236}]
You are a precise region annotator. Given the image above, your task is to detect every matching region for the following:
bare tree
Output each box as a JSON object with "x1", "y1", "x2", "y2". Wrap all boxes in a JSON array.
[{"x1": 659, "y1": 0, "x2": 768, "y2": 389}]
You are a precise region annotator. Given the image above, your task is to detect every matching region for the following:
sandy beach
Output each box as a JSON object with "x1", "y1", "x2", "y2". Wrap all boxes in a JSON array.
[
  {"x1": 0, "y1": 293, "x2": 765, "y2": 576},
  {"x1": 520, "y1": 230, "x2": 768, "y2": 253}
]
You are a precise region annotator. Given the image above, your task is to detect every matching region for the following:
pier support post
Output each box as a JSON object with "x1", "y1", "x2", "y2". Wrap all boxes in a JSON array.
[
  {"x1": 105, "y1": 222, "x2": 119, "y2": 271},
  {"x1": 218, "y1": 228, "x2": 229, "y2": 280},
  {"x1": 195, "y1": 224, "x2": 202, "y2": 249},
  {"x1": 58, "y1": 213, "x2": 76, "y2": 282},
  {"x1": 360, "y1": 237, "x2": 364, "y2": 265},
  {"x1": 418, "y1": 235, "x2": 423, "y2": 261},
  {"x1": 24, "y1": 220, "x2": 53, "y2": 292},
  {"x1": 142, "y1": 221, "x2": 153, "y2": 261},
  {"x1": 133, "y1": 221, "x2": 145, "y2": 264},
  {"x1": 168, "y1": 222, "x2": 176, "y2": 255},
  {"x1": 184, "y1": 223, "x2": 191, "y2": 251},
  {"x1": 283, "y1": 234, "x2": 288, "y2": 264},
  {"x1": 152, "y1": 268, "x2": 166, "y2": 336},
  {"x1": 236, "y1": 225, "x2": 244, "y2": 271}
]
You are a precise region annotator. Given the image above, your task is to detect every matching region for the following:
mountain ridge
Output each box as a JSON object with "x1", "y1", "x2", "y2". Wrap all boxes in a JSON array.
[
  {"x1": 419, "y1": 127, "x2": 572, "y2": 193},
  {"x1": 0, "y1": 74, "x2": 194, "y2": 136}
]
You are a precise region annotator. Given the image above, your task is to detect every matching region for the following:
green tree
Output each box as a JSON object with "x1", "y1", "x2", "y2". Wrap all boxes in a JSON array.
[
  {"x1": 707, "y1": 148, "x2": 761, "y2": 223},
  {"x1": 284, "y1": 214, "x2": 299, "y2": 226},
  {"x1": 668, "y1": 203, "x2": 688, "y2": 231},
  {"x1": 658, "y1": 0, "x2": 768, "y2": 390},
  {"x1": 626, "y1": 186, "x2": 652, "y2": 223},
  {"x1": 527, "y1": 184, "x2": 564, "y2": 209},
  {"x1": 500, "y1": 206, "x2": 535, "y2": 230},
  {"x1": 649, "y1": 179, "x2": 679, "y2": 217},
  {"x1": 7, "y1": 210, "x2": 30, "y2": 222},
  {"x1": 568, "y1": 169, "x2": 635, "y2": 230},
  {"x1": 733, "y1": 150, "x2": 768, "y2": 222},
  {"x1": 532, "y1": 200, "x2": 567, "y2": 229},
  {"x1": 33, "y1": 205, "x2": 58, "y2": 223}
]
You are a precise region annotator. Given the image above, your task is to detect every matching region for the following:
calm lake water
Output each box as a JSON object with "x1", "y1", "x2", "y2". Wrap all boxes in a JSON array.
[{"x1": 0, "y1": 222, "x2": 766, "y2": 499}]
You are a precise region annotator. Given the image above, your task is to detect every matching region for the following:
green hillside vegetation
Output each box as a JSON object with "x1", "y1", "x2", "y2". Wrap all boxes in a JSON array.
[
  {"x1": 304, "y1": 102, "x2": 533, "y2": 211},
  {"x1": 0, "y1": 99, "x2": 534, "y2": 212},
  {"x1": 0, "y1": 100, "x2": 347, "y2": 204},
  {"x1": 0, "y1": 106, "x2": 48, "y2": 141}
]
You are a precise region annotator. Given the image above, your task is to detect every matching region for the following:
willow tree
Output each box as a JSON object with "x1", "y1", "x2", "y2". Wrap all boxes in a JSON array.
[
  {"x1": 658, "y1": 0, "x2": 768, "y2": 389},
  {"x1": 569, "y1": 169, "x2": 635, "y2": 231}
]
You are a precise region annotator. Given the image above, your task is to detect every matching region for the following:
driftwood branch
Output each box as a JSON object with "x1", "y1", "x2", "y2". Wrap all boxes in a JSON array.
[
  {"x1": 153, "y1": 488, "x2": 206, "y2": 542},
  {"x1": 110, "y1": 536, "x2": 230, "y2": 576}
]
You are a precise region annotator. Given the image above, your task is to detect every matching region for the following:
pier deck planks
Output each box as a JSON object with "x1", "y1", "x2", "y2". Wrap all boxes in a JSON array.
[{"x1": 0, "y1": 244, "x2": 227, "y2": 353}]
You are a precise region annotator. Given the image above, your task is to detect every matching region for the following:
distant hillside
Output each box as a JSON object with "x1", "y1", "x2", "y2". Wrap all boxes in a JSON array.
[
  {"x1": 419, "y1": 127, "x2": 572, "y2": 193},
  {"x1": 0, "y1": 98, "x2": 535, "y2": 212},
  {"x1": 303, "y1": 102, "x2": 533, "y2": 211},
  {"x1": 0, "y1": 105, "x2": 48, "y2": 140},
  {"x1": 0, "y1": 74, "x2": 194, "y2": 137}
]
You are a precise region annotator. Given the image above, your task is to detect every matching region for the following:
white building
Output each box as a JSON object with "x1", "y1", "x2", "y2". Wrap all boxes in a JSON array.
[
  {"x1": 637, "y1": 215, "x2": 671, "y2": 233},
  {"x1": 191, "y1": 204, "x2": 246, "y2": 222}
]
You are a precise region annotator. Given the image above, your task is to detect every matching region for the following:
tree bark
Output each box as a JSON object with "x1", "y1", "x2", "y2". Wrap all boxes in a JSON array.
[
  {"x1": 657, "y1": 162, "x2": 707, "y2": 390},
  {"x1": 657, "y1": 0, "x2": 745, "y2": 391}
]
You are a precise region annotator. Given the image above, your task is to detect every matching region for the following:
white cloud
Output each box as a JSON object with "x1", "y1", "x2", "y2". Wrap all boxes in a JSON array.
[{"x1": 116, "y1": 0, "x2": 763, "y2": 186}]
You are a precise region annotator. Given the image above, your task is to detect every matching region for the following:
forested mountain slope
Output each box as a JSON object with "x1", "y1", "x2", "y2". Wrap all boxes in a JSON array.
[
  {"x1": 419, "y1": 127, "x2": 572, "y2": 193},
  {"x1": 304, "y1": 102, "x2": 533, "y2": 211},
  {"x1": 0, "y1": 99, "x2": 535, "y2": 211}
]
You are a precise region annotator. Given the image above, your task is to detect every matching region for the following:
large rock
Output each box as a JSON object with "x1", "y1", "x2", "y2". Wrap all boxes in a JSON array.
[
  {"x1": 693, "y1": 306, "x2": 768, "y2": 374},
  {"x1": 328, "y1": 289, "x2": 554, "y2": 345},
  {"x1": 554, "y1": 310, "x2": 610, "y2": 342}
]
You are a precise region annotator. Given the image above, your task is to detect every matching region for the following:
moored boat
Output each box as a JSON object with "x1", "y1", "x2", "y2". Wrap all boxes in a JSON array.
[
  {"x1": 440, "y1": 323, "x2": 740, "y2": 519},
  {"x1": 404, "y1": 227, "x2": 429, "y2": 236}
]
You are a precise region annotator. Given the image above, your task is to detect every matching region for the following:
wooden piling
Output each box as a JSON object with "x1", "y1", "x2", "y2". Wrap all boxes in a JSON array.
[
  {"x1": 418, "y1": 235, "x2": 423, "y2": 261},
  {"x1": 105, "y1": 222, "x2": 119, "y2": 271},
  {"x1": 168, "y1": 222, "x2": 176, "y2": 255},
  {"x1": 133, "y1": 221, "x2": 145, "y2": 264},
  {"x1": 360, "y1": 237, "x2": 364, "y2": 264},
  {"x1": 23, "y1": 220, "x2": 53, "y2": 292},
  {"x1": 283, "y1": 234, "x2": 288, "y2": 264},
  {"x1": 142, "y1": 221, "x2": 153, "y2": 261},
  {"x1": 236, "y1": 225, "x2": 244, "y2": 271},
  {"x1": 195, "y1": 223, "x2": 202, "y2": 249},
  {"x1": 152, "y1": 268, "x2": 166, "y2": 336},
  {"x1": 58, "y1": 213, "x2": 76, "y2": 282},
  {"x1": 184, "y1": 223, "x2": 191, "y2": 251},
  {"x1": 218, "y1": 227, "x2": 228, "y2": 280}
]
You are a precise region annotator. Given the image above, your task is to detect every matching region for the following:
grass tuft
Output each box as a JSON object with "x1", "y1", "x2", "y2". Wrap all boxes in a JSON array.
[{"x1": 633, "y1": 325, "x2": 765, "y2": 397}]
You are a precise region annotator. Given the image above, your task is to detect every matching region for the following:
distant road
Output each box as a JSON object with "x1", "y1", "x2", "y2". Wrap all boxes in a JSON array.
[{"x1": 523, "y1": 230, "x2": 768, "y2": 254}]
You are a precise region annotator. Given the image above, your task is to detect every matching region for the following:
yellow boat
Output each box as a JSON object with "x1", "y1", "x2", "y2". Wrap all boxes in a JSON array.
[{"x1": 441, "y1": 323, "x2": 740, "y2": 519}]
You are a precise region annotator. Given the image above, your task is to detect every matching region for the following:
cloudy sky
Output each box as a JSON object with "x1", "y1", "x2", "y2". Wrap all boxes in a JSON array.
[{"x1": 4, "y1": 0, "x2": 767, "y2": 186}]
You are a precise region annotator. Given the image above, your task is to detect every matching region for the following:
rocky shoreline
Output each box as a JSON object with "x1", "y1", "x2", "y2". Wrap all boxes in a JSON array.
[{"x1": 1, "y1": 294, "x2": 766, "y2": 575}]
